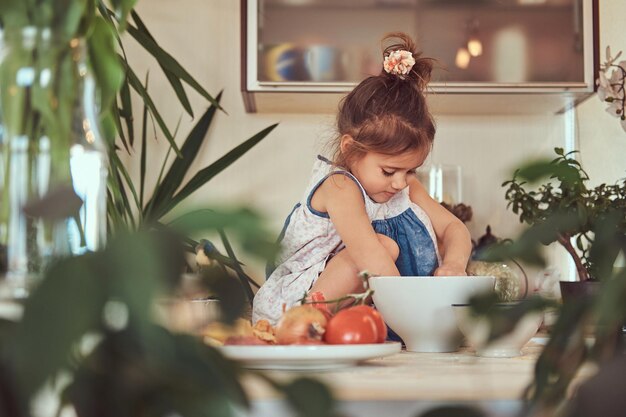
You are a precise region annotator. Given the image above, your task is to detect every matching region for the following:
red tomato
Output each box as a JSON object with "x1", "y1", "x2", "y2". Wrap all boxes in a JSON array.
[
  {"x1": 324, "y1": 307, "x2": 378, "y2": 344},
  {"x1": 349, "y1": 305, "x2": 387, "y2": 343}
]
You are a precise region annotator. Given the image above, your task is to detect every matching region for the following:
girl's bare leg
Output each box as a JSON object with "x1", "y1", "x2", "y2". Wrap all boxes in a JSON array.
[{"x1": 310, "y1": 234, "x2": 399, "y2": 301}]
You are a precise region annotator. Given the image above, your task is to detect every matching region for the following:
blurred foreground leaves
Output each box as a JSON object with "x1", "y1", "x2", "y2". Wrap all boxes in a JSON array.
[{"x1": 0, "y1": 230, "x2": 335, "y2": 417}]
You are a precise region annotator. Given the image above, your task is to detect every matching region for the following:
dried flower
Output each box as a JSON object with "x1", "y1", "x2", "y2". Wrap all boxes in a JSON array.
[
  {"x1": 596, "y1": 46, "x2": 626, "y2": 132},
  {"x1": 383, "y1": 49, "x2": 416, "y2": 77}
]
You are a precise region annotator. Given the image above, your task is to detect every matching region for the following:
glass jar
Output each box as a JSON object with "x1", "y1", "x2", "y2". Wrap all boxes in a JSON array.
[
  {"x1": 416, "y1": 163, "x2": 463, "y2": 205},
  {"x1": 467, "y1": 260, "x2": 529, "y2": 302},
  {"x1": 0, "y1": 27, "x2": 108, "y2": 298}
]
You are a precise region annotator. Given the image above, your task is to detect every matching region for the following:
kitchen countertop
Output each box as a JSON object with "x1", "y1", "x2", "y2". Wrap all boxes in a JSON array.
[{"x1": 240, "y1": 341, "x2": 546, "y2": 403}]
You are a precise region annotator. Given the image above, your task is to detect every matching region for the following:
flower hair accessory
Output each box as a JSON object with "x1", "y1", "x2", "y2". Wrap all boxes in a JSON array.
[{"x1": 383, "y1": 49, "x2": 416, "y2": 77}]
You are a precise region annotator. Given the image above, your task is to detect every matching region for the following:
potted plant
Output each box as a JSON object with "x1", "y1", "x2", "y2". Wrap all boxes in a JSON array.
[
  {"x1": 473, "y1": 156, "x2": 625, "y2": 416},
  {"x1": 501, "y1": 45, "x2": 625, "y2": 300},
  {"x1": 461, "y1": 49, "x2": 626, "y2": 416},
  {"x1": 0, "y1": 0, "x2": 276, "y2": 303},
  {"x1": 0, "y1": 2, "x2": 339, "y2": 417},
  {"x1": 101, "y1": 8, "x2": 279, "y2": 306},
  {"x1": 414, "y1": 48, "x2": 626, "y2": 417},
  {"x1": 501, "y1": 146, "x2": 626, "y2": 300},
  {"x1": 422, "y1": 148, "x2": 626, "y2": 416}
]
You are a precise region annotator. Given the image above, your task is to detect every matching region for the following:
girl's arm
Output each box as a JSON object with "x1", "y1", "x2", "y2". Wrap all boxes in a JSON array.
[
  {"x1": 407, "y1": 176, "x2": 471, "y2": 276},
  {"x1": 312, "y1": 174, "x2": 400, "y2": 277}
]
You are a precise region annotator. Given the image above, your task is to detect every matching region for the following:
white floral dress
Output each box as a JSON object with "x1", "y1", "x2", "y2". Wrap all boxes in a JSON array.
[{"x1": 252, "y1": 156, "x2": 441, "y2": 325}]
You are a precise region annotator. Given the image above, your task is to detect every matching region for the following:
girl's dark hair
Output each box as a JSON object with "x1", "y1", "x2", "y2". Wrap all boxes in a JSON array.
[{"x1": 331, "y1": 32, "x2": 436, "y2": 168}]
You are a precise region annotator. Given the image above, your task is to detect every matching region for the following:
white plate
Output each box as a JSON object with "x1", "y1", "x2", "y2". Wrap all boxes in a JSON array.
[{"x1": 219, "y1": 342, "x2": 402, "y2": 370}]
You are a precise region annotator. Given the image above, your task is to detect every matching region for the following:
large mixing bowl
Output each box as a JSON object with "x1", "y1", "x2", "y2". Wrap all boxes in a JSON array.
[{"x1": 369, "y1": 276, "x2": 495, "y2": 352}]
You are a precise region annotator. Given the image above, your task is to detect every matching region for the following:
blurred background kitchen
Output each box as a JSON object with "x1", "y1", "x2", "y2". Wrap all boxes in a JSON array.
[{"x1": 123, "y1": 0, "x2": 626, "y2": 286}]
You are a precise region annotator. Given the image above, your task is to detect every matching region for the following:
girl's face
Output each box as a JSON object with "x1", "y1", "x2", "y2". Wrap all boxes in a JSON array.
[{"x1": 347, "y1": 148, "x2": 427, "y2": 203}]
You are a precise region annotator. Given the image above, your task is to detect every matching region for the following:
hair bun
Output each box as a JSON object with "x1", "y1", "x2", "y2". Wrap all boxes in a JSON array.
[{"x1": 381, "y1": 32, "x2": 433, "y2": 90}]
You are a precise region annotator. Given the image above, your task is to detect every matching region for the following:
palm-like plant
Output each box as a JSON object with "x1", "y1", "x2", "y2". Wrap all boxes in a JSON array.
[
  {"x1": 0, "y1": 2, "x2": 340, "y2": 417},
  {"x1": 108, "y1": 83, "x2": 277, "y2": 303},
  {"x1": 1, "y1": 0, "x2": 278, "y2": 302},
  {"x1": 105, "y1": 8, "x2": 278, "y2": 304}
]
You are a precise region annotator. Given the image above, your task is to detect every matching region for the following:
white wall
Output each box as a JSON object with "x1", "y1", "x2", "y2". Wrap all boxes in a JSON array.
[
  {"x1": 576, "y1": 0, "x2": 626, "y2": 186},
  {"x1": 126, "y1": 0, "x2": 625, "y2": 283}
]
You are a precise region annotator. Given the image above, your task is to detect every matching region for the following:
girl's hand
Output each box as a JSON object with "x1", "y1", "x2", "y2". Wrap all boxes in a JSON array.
[{"x1": 433, "y1": 263, "x2": 467, "y2": 277}]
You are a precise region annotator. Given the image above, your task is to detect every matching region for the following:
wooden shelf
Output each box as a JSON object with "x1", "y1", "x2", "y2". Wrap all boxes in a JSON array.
[{"x1": 243, "y1": 90, "x2": 593, "y2": 115}]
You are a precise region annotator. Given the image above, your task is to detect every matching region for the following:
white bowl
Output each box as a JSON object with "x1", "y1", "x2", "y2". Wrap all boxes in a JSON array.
[
  {"x1": 369, "y1": 276, "x2": 495, "y2": 352},
  {"x1": 453, "y1": 303, "x2": 544, "y2": 358}
]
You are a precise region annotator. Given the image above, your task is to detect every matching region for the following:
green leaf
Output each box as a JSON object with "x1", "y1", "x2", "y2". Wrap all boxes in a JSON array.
[
  {"x1": 527, "y1": 299, "x2": 590, "y2": 405},
  {"x1": 158, "y1": 123, "x2": 278, "y2": 219},
  {"x1": 125, "y1": 64, "x2": 181, "y2": 158},
  {"x1": 481, "y1": 212, "x2": 582, "y2": 267},
  {"x1": 52, "y1": 0, "x2": 86, "y2": 40},
  {"x1": 109, "y1": 164, "x2": 137, "y2": 230},
  {"x1": 283, "y1": 378, "x2": 336, "y2": 417},
  {"x1": 128, "y1": 11, "x2": 194, "y2": 117},
  {"x1": 118, "y1": 72, "x2": 135, "y2": 148},
  {"x1": 587, "y1": 212, "x2": 622, "y2": 281},
  {"x1": 144, "y1": 144, "x2": 174, "y2": 222},
  {"x1": 65, "y1": 327, "x2": 249, "y2": 416},
  {"x1": 110, "y1": 150, "x2": 141, "y2": 217},
  {"x1": 168, "y1": 207, "x2": 279, "y2": 262},
  {"x1": 128, "y1": 11, "x2": 223, "y2": 112},
  {"x1": 139, "y1": 78, "x2": 149, "y2": 208},
  {"x1": 517, "y1": 159, "x2": 581, "y2": 185},
  {"x1": 143, "y1": 115, "x2": 184, "y2": 221},
  {"x1": 198, "y1": 268, "x2": 246, "y2": 324},
  {"x1": 110, "y1": 103, "x2": 130, "y2": 153},
  {"x1": 100, "y1": 111, "x2": 118, "y2": 144},
  {"x1": 106, "y1": 0, "x2": 137, "y2": 30},
  {"x1": 169, "y1": 208, "x2": 265, "y2": 236},
  {"x1": 0, "y1": 0, "x2": 28, "y2": 28},
  {"x1": 144, "y1": 95, "x2": 222, "y2": 221},
  {"x1": 107, "y1": 189, "x2": 129, "y2": 234},
  {"x1": 468, "y1": 295, "x2": 555, "y2": 342},
  {"x1": 88, "y1": 17, "x2": 125, "y2": 112},
  {"x1": 592, "y1": 267, "x2": 626, "y2": 349},
  {"x1": 219, "y1": 230, "x2": 257, "y2": 305},
  {"x1": 13, "y1": 254, "x2": 105, "y2": 398},
  {"x1": 103, "y1": 232, "x2": 167, "y2": 319}
]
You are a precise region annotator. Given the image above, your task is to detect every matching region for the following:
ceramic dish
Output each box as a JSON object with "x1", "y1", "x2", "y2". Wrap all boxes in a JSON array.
[
  {"x1": 218, "y1": 342, "x2": 402, "y2": 370},
  {"x1": 453, "y1": 302, "x2": 544, "y2": 358}
]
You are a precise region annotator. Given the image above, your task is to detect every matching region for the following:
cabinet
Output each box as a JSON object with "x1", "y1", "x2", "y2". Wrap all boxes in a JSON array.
[{"x1": 241, "y1": 0, "x2": 599, "y2": 114}]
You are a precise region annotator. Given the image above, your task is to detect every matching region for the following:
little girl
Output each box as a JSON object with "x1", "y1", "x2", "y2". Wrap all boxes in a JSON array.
[{"x1": 253, "y1": 32, "x2": 472, "y2": 325}]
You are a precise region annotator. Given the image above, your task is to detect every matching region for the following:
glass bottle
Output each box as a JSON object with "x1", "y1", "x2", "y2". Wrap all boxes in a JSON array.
[{"x1": 0, "y1": 27, "x2": 108, "y2": 298}]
